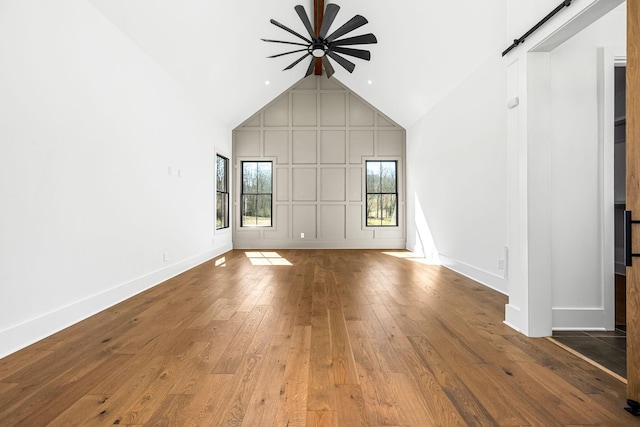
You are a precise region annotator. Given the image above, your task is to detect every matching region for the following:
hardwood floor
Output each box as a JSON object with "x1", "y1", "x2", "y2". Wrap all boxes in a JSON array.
[{"x1": 0, "y1": 249, "x2": 638, "y2": 426}]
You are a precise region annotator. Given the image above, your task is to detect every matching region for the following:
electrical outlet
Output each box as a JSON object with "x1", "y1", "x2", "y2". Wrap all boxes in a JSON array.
[
  {"x1": 163, "y1": 252, "x2": 169, "y2": 262},
  {"x1": 300, "y1": 232, "x2": 305, "y2": 238},
  {"x1": 497, "y1": 259, "x2": 504, "y2": 270}
]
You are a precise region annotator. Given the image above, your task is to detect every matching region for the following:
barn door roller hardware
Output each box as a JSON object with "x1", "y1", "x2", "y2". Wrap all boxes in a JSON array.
[{"x1": 502, "y1": 0, "x2": 572, "y2": 56}]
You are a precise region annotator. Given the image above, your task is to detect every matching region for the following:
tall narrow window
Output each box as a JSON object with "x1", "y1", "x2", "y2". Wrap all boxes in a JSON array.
[
  {"x1": 241, "y1": 161, "x2": 272, "y2": 227},
  {"x1": 216, "y1": 154, "x2": 229, "y2": 230},
  {"x1": 366, "y1": 161, "x2": 398, "y2": 226}
]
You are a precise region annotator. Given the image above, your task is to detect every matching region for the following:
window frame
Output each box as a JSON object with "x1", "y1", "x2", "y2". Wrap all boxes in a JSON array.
[
  {"x1": 365, "y1": 160, "x2": 399, "y2": 227},
  {"x1": 215, "y1": 154, "x2": 230, "y2": 230},
  {"x1": 240, "y1": 160, "x2": 274, "y2": 228}
]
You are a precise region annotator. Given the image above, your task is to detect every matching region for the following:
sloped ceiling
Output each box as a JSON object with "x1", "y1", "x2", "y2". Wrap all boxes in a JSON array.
[{"x1": 86, "y1": 0, "x2": 506, "y2": 129}]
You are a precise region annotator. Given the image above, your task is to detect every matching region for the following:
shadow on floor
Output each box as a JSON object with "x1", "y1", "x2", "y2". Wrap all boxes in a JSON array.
[{"x1": 552, "y1": 328, "x2": 627, "y2": 378}]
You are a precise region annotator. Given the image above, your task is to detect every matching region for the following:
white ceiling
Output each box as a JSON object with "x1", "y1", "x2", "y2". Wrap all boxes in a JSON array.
[{"x1": 86, "y1": 0, "x2": 507, "y2": 129}]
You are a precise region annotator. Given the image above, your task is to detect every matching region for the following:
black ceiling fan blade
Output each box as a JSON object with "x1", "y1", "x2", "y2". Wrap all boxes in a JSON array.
[
  {"x1": 318, "y1": 4, "x2": 340, "y2": 40},
  {"x1": 330, "y1": 33, "x2": 377, "y2": 47},
  {"x1": 326, "y1": 51, "x2": 355, "y2": 73},
  {"x1": 262, "y1": 38, "x2": 309, "y2": 47},
  {"x1": 268, "y1": 48, "x2": 309, "y2": 59},
  {"x1": 305, "y1": 57, "x2": 317, "y2": 77},
  {"x1": 285, "y1": 52, "x2": 312, "y2": 70},
  {"x1": 322, "y1": 56, "x2": 336, "y2": 78},
  {"x1": 270, "y1": 19, "x2": 312, "y2": 44},
  {"x1": 325, "y1": 15, "x2": 368, "y2": 43},
  {"x1": 294, "y1": 5, "x2": 316, "y2": 40},
  {"x1": 330, "y1": 46, "x2": 371, "y2": 61}
]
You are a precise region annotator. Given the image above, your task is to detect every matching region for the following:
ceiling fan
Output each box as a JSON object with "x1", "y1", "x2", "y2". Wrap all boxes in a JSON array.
[{"x1": 262, "y1": 3, "x2": 377, "y2": 78}]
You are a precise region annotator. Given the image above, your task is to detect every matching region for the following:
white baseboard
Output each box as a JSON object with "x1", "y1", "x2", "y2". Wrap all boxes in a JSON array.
[
  {"x1": 504, "y1": 303, "x2": 523, "y2": 333},
  {"x1": 0, "y1": 244, "x2": 232, "y2": 359},
  {"x1": 551, "y1": 307, "x2": 609, "y2": 331},
  {"x1": 438, "y1": 254, "x2": 508, "y2": 295}
]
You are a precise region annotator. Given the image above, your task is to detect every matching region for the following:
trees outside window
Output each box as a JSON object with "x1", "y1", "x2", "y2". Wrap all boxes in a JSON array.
[
  {"x1": 366, "y1": 161, "x2": 397, "y2": 226},
  {"x1": 216, "y1": 155, "x2": 229, "y2": 230},
  {"x1": 241, "y1": 161, "x2": 272, "y2": 227}
]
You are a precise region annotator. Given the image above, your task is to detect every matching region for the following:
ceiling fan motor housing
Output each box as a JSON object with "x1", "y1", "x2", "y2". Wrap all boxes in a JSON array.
[{"x1": 310, "y1": 42, "x2": 327, "y2": 57}]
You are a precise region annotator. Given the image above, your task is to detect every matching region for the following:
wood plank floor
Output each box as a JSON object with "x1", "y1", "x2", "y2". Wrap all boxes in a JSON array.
[{"x1": 0, "y1": 249, "x2": 638, "y2": 426}]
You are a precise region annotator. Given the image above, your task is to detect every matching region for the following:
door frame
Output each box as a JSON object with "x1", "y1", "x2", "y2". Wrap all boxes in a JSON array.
[
  {"x1": 602, "y1": 46, "x2": 626, "y2": 331},
  {"x1": 505, "y1": 0, "x2": 626, "y2": 337}
]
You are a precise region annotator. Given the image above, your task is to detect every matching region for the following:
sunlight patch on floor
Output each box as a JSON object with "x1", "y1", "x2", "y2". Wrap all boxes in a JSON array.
[
  {"x1": 245, "y1": 251, "x2": 293, "y2": 266},
  {"x1": 381, "y1": 251, "x2": 440, "y2": 265}
]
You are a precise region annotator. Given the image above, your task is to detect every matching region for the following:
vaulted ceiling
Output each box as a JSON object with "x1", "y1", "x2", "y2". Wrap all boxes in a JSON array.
[{"x1": 87, "y1": 0, "x2": 507, "y2": 129}]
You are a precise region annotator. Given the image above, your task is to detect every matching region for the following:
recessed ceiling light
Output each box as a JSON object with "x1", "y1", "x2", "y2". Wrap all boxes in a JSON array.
[
  {"x1": 367, "y1": 80, "x2": 373, "y2": 85},
  {"x1": 265, "y1": 80, "x2": 270, "y2": 85}
]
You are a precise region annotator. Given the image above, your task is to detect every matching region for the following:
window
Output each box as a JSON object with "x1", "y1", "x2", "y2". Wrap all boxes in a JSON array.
[
  {"x1": 366, "y1": 160, "x2": 397, "y2": 226},
  {"x1": 216, "y1": 154, "x2": 229, "y2": 230},
  {"x1": 241, "y1": 161, "x2": 272, "y2": 227}
]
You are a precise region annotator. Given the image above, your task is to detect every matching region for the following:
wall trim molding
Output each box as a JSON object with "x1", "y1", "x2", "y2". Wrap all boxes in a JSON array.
[
  {"x1": 233, "y1": 76, "x2": 406, "y2": 250},
  {"x1": 233, "y1": 239, "x2": 406, "y2": 250},
  {"x1": 0, "y1": 244, "x2": 232, "y2": 359},
  {"x1": 439, "y1": 253, "x2": 508, "y2": 295},
  {"x1": 551, "y1": 307, "x2": 608, "y2": 331},
  {"x1": 504, "y1": 304, "x2": 524, "y2": 333}
]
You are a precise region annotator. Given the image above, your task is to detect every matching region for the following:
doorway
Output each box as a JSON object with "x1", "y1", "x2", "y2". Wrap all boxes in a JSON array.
[
  {"x1": 550, "y1": 58, "x2": 628, "y2": 380},
  {"x1": 614, "y1": 65, "x2": 627, "y2": 329}
]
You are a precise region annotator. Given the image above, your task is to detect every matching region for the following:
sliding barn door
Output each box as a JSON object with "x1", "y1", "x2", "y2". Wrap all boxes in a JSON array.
[{"x1": 627, "y1": 0, "x2": 640, "y2": 411}]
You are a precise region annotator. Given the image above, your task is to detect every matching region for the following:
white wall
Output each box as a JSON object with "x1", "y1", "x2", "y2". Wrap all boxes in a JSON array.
[
  {"x1": 406, "y1": 55, "x2": 509, "y2": 293},
  {"x1": 548, "y1": 6, "x2": 626, "y2": 328},
  {"x1": 0, "y1": 0, "x2": 232, "y2": 358}
]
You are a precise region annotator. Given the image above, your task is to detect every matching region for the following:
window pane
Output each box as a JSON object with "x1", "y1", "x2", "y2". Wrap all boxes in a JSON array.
[
  {"x1": 256, "y1": 194, "x2": 272, "y2": 226},
  {"x1": 242, "y1": 194, "x2": 257, "y2": 226},
  {"x1": 216, "y1": 155, "x2": 227, "y2": 191},
  {"x1": 216, "y1": 193, "x2": 229, "y2": 229},
  {"x1": 380, "y1": 162, "x2": 396, "y2": 193},
  {"x1": 216, "y1": 194, "x2": 223, "y2": 229},
  {"x1": 243, "y1": 162, "x2": 257, "y2": 193},
  {"x1": 380, "y1": 194, "x2": 397, "y2": 226},
  {"x1": 366, "y1": 194, "x2": 381, "y2": 226},
  {"x1": 257, "y1": 162, "x2": 272, "y2": 193},
  {"x1": 367, "y1": 162, "x2": 381, "y2": 193}
]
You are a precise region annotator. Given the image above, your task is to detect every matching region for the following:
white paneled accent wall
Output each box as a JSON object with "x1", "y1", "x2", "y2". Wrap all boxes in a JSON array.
[{"x1": 233, "y1": 76, "x2": 405, "y2": 249}]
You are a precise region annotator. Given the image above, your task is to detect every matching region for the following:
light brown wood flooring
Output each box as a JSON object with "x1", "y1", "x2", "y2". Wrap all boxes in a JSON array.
[{"x1": 0, "y1": 249, "x2": 638, "y2": 426}]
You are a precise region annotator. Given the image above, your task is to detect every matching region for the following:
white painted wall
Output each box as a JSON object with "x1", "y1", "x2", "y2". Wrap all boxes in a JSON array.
[
  {"x1": 0, "y1": 0, "x2": 232, "y2": 358},
  {"x1": 548, "y1": 6, "x2": 626, "y2": 329},
  {"x1": 406, "y1": 56, "x2": 509, "y2": 294}
]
